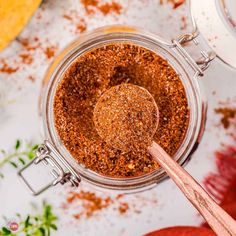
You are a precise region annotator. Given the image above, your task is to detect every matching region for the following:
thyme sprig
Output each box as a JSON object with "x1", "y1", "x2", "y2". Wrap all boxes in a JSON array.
[
  {"x1": 0, "y1": 202, "x2": 58, "y2": 236},
  {"x1": 0, "y1": 140, "x2": 39, "y2": 177}
]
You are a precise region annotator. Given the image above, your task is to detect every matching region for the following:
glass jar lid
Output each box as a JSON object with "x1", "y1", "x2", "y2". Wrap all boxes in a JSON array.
[{"x1": 191, "y1": 0, "x2": 236, "y2": 69}]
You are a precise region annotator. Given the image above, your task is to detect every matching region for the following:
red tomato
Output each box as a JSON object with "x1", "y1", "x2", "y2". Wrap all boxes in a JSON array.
[
  {"x1": 144, "y1": 226, "x2": 216, "y2": 236},
  {"x1": 222, "y1": 202, "x2": 236, "y2": 219},
  {"x1": 221, "y1": 181, "x2": 236, "y2": 206}
]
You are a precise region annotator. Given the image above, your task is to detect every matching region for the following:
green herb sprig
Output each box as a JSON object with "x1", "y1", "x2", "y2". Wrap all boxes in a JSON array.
[
  {"x1": 0, "y1": 202, "x2": 58, "y2": 236},
  {"x1": 0, "y1": 140, "x2": 39, "y2": 178}
]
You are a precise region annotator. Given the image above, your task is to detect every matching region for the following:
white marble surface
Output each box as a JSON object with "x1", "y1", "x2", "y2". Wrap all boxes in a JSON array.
[{"x1": 0, "y1": 1, "x2": 236, "y2": 235}]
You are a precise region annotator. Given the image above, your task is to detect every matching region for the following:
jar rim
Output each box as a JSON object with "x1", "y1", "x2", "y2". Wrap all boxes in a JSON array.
[{"x1": 41, "y1": 25, "x2": 204, "y2": 192}]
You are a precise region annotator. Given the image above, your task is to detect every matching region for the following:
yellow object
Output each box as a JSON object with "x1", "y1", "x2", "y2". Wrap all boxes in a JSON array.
[{"x1": 0, "y1": 0, "x2": 41, "y2": 51}]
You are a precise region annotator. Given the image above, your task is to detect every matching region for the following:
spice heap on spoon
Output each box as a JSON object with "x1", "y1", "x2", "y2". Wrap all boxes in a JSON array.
[
  {"x1": 93, "y1": 83, "x2": 236, "y2": 236},
  {"x1": 93, "y1": 84, "x2": 159, "y2": 153}
]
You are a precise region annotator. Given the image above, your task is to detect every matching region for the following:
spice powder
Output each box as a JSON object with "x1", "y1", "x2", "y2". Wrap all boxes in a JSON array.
[
  {"x1": 93, "y1": 84, "x2": 159, "y2": 152},
  {"x1": 53, "y1": 43, "x2": 189, "y2": 178}
]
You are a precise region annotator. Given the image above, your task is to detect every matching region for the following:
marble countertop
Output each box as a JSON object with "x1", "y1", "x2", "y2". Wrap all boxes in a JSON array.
[{"x1": 0, "y1": 1, "x2": 236, "y2": 235}]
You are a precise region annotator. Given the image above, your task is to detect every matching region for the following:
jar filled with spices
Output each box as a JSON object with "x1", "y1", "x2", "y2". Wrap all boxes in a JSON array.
[{"x1": 18, "y1": 0, "x2": 236, "y2": 195}]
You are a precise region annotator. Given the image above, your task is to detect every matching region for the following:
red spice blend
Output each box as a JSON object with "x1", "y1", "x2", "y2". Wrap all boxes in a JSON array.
[
  {"x1": 53, "y1": 43, "x2": 189, "y2": 178},
  {"x1": 93, "y1": 84, "x2": 159, "y2": 152}
]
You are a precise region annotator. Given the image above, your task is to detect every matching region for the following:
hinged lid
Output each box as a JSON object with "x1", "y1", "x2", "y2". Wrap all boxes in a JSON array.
[{"x1": 190, "y1": 0, "x2": 236, "y2": 69}]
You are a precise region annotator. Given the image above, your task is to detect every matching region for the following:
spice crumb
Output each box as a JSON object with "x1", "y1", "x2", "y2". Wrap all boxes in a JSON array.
[
  {"x1": 118, "y1": 202, "x2": 129, "y2": 214},
  {"x1": 160, "y1": 0, "x2": 185, "y2": 9},
  {"x1": 76, "y1": 19, "x2": 87, "y2": 33},
  {"x1": 215, "y1": 107, "x2": 236, "y2": 129},
  {"x1": 44, "y1": 46, "x2": 57, "y2": 59},
  {"x1": 20, "y1": 53, "x2": 33, "y2": 65},
  {"x1": 18, "y1": 38, "x2": 40, "y2": 51},
  {"x1": 62, "y1": 11, "x2": 87, "y2": 34},
  {"x1": 0, "y1": 60, "x2": 18, "y2": 74},
  {"x1": 63, "y1": 14, "x2": 73, "y2": 21}
]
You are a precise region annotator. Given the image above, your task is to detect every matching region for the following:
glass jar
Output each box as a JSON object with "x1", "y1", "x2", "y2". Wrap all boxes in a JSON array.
[
  {"x1": 18, "y1": 25, "x2": 207, "y2": 195},
  {"x1": 18, "y1": 0, "x2": 236, "y2": 195}
]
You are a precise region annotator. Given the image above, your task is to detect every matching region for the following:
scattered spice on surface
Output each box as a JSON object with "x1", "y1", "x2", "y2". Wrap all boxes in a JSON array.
[
  {"x1": 118, "y1": 202, "x2": 129, "y2": 214},
  {"x1": 93, "y1": 84, "x2": 158, "y2": 152},
  {"x1": 98, "y1": 2, "x2": 122, "y2": 15},
  {"x1": 81, "y1": 0, "x2": 122, "y2": 15},
  {"x1": 0, "y1": 36, "x2": 57, "y2": 81},
  {"x1": 160, "y1": 0, "x2": 185, "y2": 9},
  {"x1": 19, "y1": 53, "x2": 33, "y2": 65},
  {"x1": 76, "y1": 19, "x2": 87, "y2": 33},
  {"x1": 81, "y1": 0, "x2": 98, "y2": 11},
  {"x1": 67, "y1": 190, "x2": 112, "y2": 218},
  {"x1": 61, "y1": 189, "x2": 159, "y2": 220},
  {"x1": 44, "y1": 46, "x2": 57, "y2": 59},
  {"x1": 63, "y1": 190, "x2": 130, "y2": 219},
  {"x1": 62, "y1": 11, "x2": 87, "y2": 34},
  {"x1": 0, "y1": 60, "x2": 19, "y2": 74},
  {"x1": 54, "y1": 43, "x2": 189, "y2": 177},
  {"x1": 17, "y1": 38, "x2": 41, "y2": 51},
  {"x1": 215, "y1": 107, "x2": 236, "y2": 129}
]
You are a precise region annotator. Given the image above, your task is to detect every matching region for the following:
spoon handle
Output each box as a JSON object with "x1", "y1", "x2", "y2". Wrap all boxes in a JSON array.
[{"x1": 148, "y1": 141, "x2": 236, "y2": 236}]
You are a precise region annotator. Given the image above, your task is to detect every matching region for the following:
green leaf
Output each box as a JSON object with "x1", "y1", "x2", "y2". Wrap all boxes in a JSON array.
[
  {"x1": 27, "y1": 152, "x2": 35, "y2": 160},
  {"x1": 44, "y1": 205, "x2": 52, "y2": 220},
  {"x1": 24, "y1": 215, "x2": 30, "y2": 228},
  {"x1": 31, "y1": 145, "x2": 39, "y2": 151},
  {"x1": 38, "y1": 227, "x2": 46, "y2": 236},
  {"x1": 0, "y1": 141, "x2": 40, "y2": 178},
  {"x1": 15, "y1": 140, "x2": 21, "y2": 150},
  {"x1": 0, "y1": 172, "x2": 4, "y2": 178},
  {"x1": 49, "y1": 215, "x2": 57, "y2": 221},
  {"x1": 50, "y1": 224, "x2": 57, "y2": 230},
  {"x1": 1, "y1": 227, "x2": 11, "y2": 234},
  {"x1": 18, "y1": 158, "x2": 25, "y2": 165},
  {"x1": 9, "y1": 161, "x2": 17, "y2": 168}
]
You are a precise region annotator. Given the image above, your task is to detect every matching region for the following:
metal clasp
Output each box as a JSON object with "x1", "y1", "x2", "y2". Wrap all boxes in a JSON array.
[
  {"x1": 173, "y1": 31, "x2": 216, "y2": 76},
  {"x1": 18, "y1": 140, "x2": 81, "y2": 196}
]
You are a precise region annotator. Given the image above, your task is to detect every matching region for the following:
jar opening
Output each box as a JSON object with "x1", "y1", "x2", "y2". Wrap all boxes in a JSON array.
[{"x1": 42, "y1": 27, "x2": 203, "y2": 191}]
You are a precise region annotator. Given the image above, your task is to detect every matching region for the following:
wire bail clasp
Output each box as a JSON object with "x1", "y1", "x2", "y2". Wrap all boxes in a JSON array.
[
  {"x1": 18, "y1": 140, "x2": 81, "y2": 196},
  {"x1": 173, "y1": 31, "x2": 216, "y2": 76}
]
